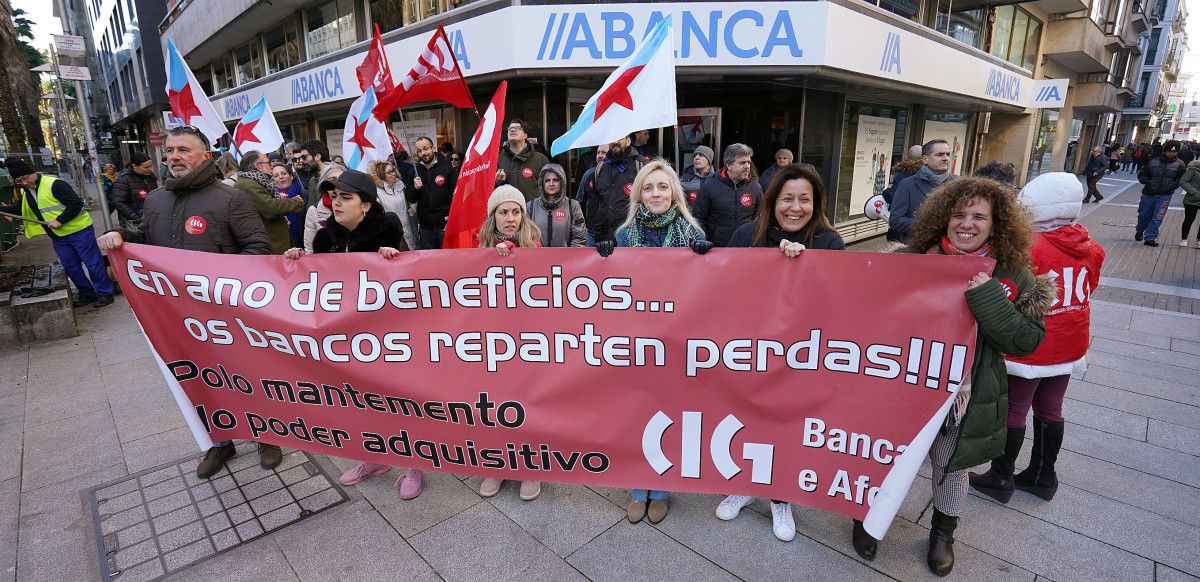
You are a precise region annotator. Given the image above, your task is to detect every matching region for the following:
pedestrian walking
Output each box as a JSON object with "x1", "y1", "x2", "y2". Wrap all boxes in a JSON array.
[
  {"x1": 970, "y1": 172, "x2": 1103, "y2": 505},
  {"x1": 97, "y1": 125, "x2": 275, "y2": 479},
  {"x1": 1136, "y1": 140, "x2": 1186, "y2": 247},
  {"x1": 406, "y1": 136, "x2": 456, "y2": 249},
  {"x1": 367, "y1": 160, "x2": 413, "y2": 251},
  {"x1": 303, "y1": 164, "x2": 347, "y2": 253},
  {"x1": 270, "y1": 162, "x2": 307, "y2": 249},
  {"x1": 1083, "y1": 146, "x2": 1108, "y2": 203},
  {"x1": 584, "y1": 134, "x2": 644, "y2": 244},
  {"x1": 851, "y1": 177, "x2": 1049, "y2": 576},
  {"x1": 1108, "y1": 147, "x2": 1121, "y2": 172},
  {"x1": 527, "y1": 163, "x2": 586, "y2": 247},
  {"x1": 888, "y1": 139, "x2": 953, "y2": 245},
  {"x1": 112, "y1": 152, "x2": 158, "y2": 233},
  {"x1": 1120, "y1": 145, "x2": 1135, "y2": 173},
  {"x1": 3, "y1": 158, "x2": 116, "y2": 308},
  {"x1": 691, "y1": 143, "x2": 762, "y2": 247},
  {"x1": 1177, "y1": 156, "x2": 1200, "y2": 248},
  {"x1": 235, "y1": 151, "x2": 305, "y2": 254},
  {"x1": 595, "y1": 160, "x2": 711, "y2": 524},
  {"x1": 99, "y1": 163, "x2": 118, "y2": 209},
  {"x1": 495, "y1": 119, "x2": 550, "y2": 201},
  {"x1": 719, "y1": 163, "x2": 844, "y2": 542}
]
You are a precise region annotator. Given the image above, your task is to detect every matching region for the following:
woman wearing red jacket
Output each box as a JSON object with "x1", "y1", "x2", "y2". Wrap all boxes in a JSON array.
[{"x1": 970, "y1": 172, "x2": 1105, "y2": 503}]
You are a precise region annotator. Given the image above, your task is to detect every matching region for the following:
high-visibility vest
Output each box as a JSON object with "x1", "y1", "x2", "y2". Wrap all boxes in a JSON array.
[{"x1": 21, "y1": 176, "x2": 92, "y2": 238}]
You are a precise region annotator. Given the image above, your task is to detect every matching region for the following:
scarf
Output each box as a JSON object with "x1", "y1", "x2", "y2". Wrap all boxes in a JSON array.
[
  {"x1": 278, "y1": 178, "x2": 304, "y2": 200},
  {"x1": 932, "y1": 235, "x2": 993, "y2": 258},
  {"x1": 918, "y1": 164, "x2": 951, "y2": 186},
  {"x1": 164, "y1": 158, "x2": 218, "y2": 192},
  {"x1": 240, "y1": 169, "x2": 275, "y2": 193},
  {"x1": 624, "y1": 207, "x2": 699, "y2": 248}
]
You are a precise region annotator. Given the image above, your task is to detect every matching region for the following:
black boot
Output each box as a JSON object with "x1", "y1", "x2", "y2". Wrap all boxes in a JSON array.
[
  {"x1": 968, "y1": 427, "x2": 1025, "y2": 503},
  {"x1": 851, "y1": 519, "x2": 877, "y2": 560},
  {"x1": 927, "y1": 509, "x2": 958, "y2": 577},
  {"x1": 1015, "y1": 420, "x2": 1064, "y2": 500}
]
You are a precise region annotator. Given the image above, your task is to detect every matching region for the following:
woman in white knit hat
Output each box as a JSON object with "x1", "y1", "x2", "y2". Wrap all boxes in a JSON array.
[{"x1": 970, "y1": 171, "x2": 1106, "y2": 504}]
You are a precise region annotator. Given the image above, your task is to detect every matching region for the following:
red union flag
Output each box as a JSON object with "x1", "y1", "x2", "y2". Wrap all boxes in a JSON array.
[
  {"x1": 110, "y1": 245, "x2": 990, "y2": 539},
  {"x1": 356, "y1": 24, "x2": 394, "y2": 102},
  {"x1": 443, "y1": 81, "x2": 506, "y2": 249},
  {"x1": 372, "y1": 24, "x2": 475, "y2": 119}
]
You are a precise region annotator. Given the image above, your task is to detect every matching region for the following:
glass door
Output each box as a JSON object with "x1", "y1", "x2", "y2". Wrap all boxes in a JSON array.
[{"x1": 676, "y1": 108, "x2": 721, "y2": 171}]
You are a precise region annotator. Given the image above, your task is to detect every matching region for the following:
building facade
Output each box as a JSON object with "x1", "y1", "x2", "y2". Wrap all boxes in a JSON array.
[
  {"x1": 1119, "y1": 0, "x2": 1188, "y2": 144},
  {"x1": 157, "y1": 0, "x2": 1163, "y2": 242}
]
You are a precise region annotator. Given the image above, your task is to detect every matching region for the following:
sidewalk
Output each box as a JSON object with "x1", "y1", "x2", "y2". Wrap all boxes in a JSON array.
[{"x1": 1, "y1": 203, "x2": 1198, "y2": 581}]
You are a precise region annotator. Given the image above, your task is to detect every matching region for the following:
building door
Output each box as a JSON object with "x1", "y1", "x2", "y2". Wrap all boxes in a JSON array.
[{"x1": 676, "y1": 108, "x2": 721, "y2": 171}]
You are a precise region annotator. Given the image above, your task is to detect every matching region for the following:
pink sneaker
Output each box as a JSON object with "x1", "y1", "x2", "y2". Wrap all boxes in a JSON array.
[
  {"x1": 396, "y1": 469, "x2": 424, "y2": 500},
  {"x1": 339, "y1": 462, "x2": 390, "y2": 485}
]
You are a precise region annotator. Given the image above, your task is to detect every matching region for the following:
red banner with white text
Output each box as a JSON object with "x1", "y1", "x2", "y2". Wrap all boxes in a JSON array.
[{"x1": 111, "y1": 245, "x2": 989, "y2": 537}]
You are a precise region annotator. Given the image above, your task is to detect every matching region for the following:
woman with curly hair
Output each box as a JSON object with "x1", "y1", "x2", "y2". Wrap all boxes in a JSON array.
[{"x1": 850, "y1": 177, "x2": 1052, "y2": 576}]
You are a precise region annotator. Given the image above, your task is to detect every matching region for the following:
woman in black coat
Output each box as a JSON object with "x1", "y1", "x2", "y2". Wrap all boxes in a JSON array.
[
  {"x1": 112, "y1": 152, "x2": 159, "y2": 229},
  {"x1": 726, "y1": 163, "x2": 845, "y2": 252}
]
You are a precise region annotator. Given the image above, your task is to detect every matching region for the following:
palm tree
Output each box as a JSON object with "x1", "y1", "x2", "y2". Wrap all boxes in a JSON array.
[
  {"x1": 0, "y1": 0, "x2": 27, "y2": 154},
  {"x1": 10, "y1": 8, "x2": 44, "y2": 148}
]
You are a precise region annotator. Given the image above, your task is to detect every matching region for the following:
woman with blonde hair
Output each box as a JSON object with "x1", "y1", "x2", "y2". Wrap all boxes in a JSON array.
[{"x1": 367, "y1": 159, "x2": 414, "y2": 250}]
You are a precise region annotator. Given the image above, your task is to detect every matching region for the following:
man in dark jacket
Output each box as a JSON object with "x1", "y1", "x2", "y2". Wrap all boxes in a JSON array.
[
  {"x1": 1084, "y1": 146, "x2": 1108, "y2": 203},
  {"x1": 406, "y1": 136, "x2": 457, "y2": 249},
  {"x1": 575, "y1": 144, "x2": 608, "y2": 245},
  {"x1": 692, "y1": 143, "x2": 762, "y2": 246},
  {"x1": 888, "y1": 139, "x2": 953, "y2": 244},
  {"x1": 883, "y1": 145, "x2": 925, "y2": 206},
  {"x1": 495, "y1": 119, "x2": 550, "y2": 201},
  {"x1": 679, "y1": 144, "x2": 717, "y2": 206},
  {"x1": 112, "y1": 152, "x2": 159, "y2": 229},
  {"x1": 296, "y1": 139, "x2": 329, "y2": 208},
  {"x1": 584, "y1": 134, "x2": 643, "y2": 243},
  {"x1": 97, "y1": 125, "x2": 276, "y2": 480},
  {"x1": 1136, "y1": 140, "x2": 1187, "y2": 246}
]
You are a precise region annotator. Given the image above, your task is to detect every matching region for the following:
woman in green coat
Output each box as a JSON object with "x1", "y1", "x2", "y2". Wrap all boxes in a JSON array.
[
  {"x1": 1176, "y1": 159, "x2": 1200, "y2": 247},
  {"x1": 851, "y1": 177, "x2": 1052, "y2": 576}
]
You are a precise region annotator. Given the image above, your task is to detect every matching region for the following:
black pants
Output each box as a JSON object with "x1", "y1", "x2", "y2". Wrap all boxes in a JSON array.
[
  {"x1": 1085, "y1": 174, "x2": 1102, "y2": 200},
  {"x1": 1183, "y1": 204, "x2": 1199, "y2": 240}
]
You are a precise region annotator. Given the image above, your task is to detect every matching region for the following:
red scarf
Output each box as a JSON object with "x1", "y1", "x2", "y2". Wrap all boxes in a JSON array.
[
  {"x1": 929, "y1": 235, "x2": 993, "y2": 257},
  {"x1": 321, "y1": 192, "x2": 333, "y2": 209}
]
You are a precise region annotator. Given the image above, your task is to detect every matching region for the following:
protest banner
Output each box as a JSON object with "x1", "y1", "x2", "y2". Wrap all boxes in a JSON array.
[{"x1": 110, "y1": 245, "x2": 989, "y2": 537}]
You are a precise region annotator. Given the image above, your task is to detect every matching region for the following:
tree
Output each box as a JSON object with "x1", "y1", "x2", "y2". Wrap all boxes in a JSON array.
[
  {"x1": 0, "y1": 0, "x2": 27, "y2": 154},
  {"x1": 10, "y1": 8, "x2": 44, "y2": 148}
]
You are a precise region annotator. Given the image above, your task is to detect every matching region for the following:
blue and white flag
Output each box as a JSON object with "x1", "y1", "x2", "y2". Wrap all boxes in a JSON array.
[{"x1": 342, "y1": 86, "x2": 394, "y2": 172}]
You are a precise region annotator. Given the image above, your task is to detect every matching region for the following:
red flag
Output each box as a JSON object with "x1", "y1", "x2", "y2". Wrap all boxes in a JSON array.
[
  {"x1": 443, "y1": 82, "x2": 506, "y2": 249},
  {"x1": 373, "y1": 24, "x2": 475, "y2": 120},
  {"x1": 356, "y1": 24, "x2": 395, "y2": 100}
]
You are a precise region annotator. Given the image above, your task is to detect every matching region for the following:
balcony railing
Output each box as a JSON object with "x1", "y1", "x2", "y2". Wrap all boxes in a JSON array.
[{"x1": 1129, "y1": 96, "x2": 1147, "y2": 107}]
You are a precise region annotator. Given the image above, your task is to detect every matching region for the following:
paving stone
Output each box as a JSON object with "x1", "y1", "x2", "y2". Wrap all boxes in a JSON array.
[
  {"x1": 1060, "y1": 398, "x2": 1148, "y2": 441},
  {"x1": 1068, "y1": 380, "x2": 1200, "y2": 431},
  {"x1": 1147, "y1": 418, "x2": 1200, "y2": 456},
  {"x1": 100, "y1": 504, "x2": 149, "y2": 534},
  {"x1": 247, "y1": 489, "x2": 292, "y2": 515},
  {"x1": 21, "y1": 409, "x2": 124, "y2": 491},
  {"x1": 28, "y1": 334, "x2": 95, "y2": 359},
  {"x1": 1128, "y1": 309, "x2": 1200, "y2": 340},
  {"x1": 1090, "y1": 337, "x2": 1200, "y2": 371},
  {"x1": 410, "y1": 501, "x2": 564, "y2": 581},
  {"x1": 151, "y1": 504, "x2": 199, "y2": 534},
  {"x1": 1058, "y1": 420, "x2": 1200, "y2": 488},
  {"x1": 102, "y1": 359, "x2": 187, "y2": 444},
  {"x1": 487, "y1": 479, "x2": 625, "y2": 557},
  {"x1": 143, "y1": 477, "x2": 186, "y2": 503},
  {"x1": 273, "y1": 502, "x2": 439, "y2": 581},
  {"x1": 0, "y1": 421, "x2": 21, "y2": 483},
  {"x1": 1089, "y1": 302, "x2": 1133, "y2": 330},
  {"x1": 163, "y1": 538, "x2": 214, "y2": 573},
  {"x1": 20, "y1": 387, "x2": 110, "y2": 428},
  {"x1": 0, "y1": 478, "x2": 19, "y2": 582},
  {"x1": 1085, "y1": 352, "x2": 1200, "y2": 389},
  {"x1": 1172, "y1": 337, "x2": 1200, "y2": 356},
  {"x1": 158, "y1": 521, "x2": 207, "y2": 554},
  {"x1": 567, "y1": 519, "x2": 738, "y2": 582},
  {"x1": 654, "y1": 492, "x2": 892, "y2": 581},
  {"x1": 113, "y1": 554, "x2": 163, "y2": 582},
  {"x1": 93, "y1": 329, "x2": 152, "y2": 367},
  {"x1": 1158, "y1": 563, "x2": 1200, "y2": 582},
  {"x1": 161, "y1": 537, "x2": 297, "y2": 582},
  {"x1": 353, "y1": 465, "x2": 481, "y2": 538},
  {"x1": 122, "y1": 426, "x2": 200, "y2": 473},
  {"x1": 1083, "y1": 366, "x2": 1200, "y2": 406},
  {"x1": 17, "y1": 465, "x2": 126, "y2": 582},
  {"x1": 113, "y1": 537, "x2": 158, "y2": 569},
  {"x1": 1089, "y1": 323, "x2": 1172, "y2": 348}
]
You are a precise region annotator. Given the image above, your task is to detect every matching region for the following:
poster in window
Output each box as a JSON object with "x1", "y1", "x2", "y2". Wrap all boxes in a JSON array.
[
  {"x1": 923, "y1": 121, "x2": 970, "y2": 175},
  {"x1": 851, "y1": 115, "x2": 896, "y2": 217}
]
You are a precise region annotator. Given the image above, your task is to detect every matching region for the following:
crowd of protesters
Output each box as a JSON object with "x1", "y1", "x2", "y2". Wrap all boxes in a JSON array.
[{"x1": 0, "y1": 112, "x2": 1153, "y2": 576}]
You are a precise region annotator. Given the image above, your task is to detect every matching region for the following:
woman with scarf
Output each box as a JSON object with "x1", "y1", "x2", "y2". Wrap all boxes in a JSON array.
[
  {"x1": 112, "y1": 152, "x2": 158, "y2": 233},
  {"x1": 475, "y1": 185, "x2": 545, "y2": 499},
  {"x1": 596, "y1": 160, "x2": 712, "y2": 525},
  {"x1": 271, "y1": 162, "x2": 307, "y2": 248},
  {"x1": 526, "y1": 163, "x2": 586, "y2": 247},
  {"x1": 850, "y1": 177, "x2": 1051, "y2": 576},
  {"x1": 717, "y1": 163, "x2": 844, "y2": 542},
  {"x1": 99, "y1": 163, "x2": 118, "y2": 209},
  {"x1": 234, "y1": 151, "x2": 305, "y2": 254},
  {"x1": 368, "y1": 160, "x2": 414, "y2": 251}
]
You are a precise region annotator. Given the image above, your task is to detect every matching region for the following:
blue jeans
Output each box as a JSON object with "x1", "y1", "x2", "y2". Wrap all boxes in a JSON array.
[
  {"x1": 52, "y1": 226, "x2": 113, "y2": 298},
  {"x1": 630, "y1": 488, "x2": 670, "y2": 501},
  {"x1": 1137, "y1": 193, "x2": 1172, "y2": 241},
  {"x1": 419, "y1": 228, "x2": 445, "y2": 250}
]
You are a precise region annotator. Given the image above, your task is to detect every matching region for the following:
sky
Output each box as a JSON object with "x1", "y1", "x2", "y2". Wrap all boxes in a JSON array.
[{"x1": 18, "y1": 0, "x2": 63, "y2": 55}]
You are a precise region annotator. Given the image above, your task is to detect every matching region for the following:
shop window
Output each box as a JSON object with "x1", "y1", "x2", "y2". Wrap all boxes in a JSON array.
[
  {"x1": 929, "y1": 0, "x2": 985, "y2": 48},
  {"x1": 265, "y1": 19, "x2": 302, "y2": 75},
  {"x1": 370, "y1": 0, "x2": 405, "y2": 32},
  {"x1": 1028, "y1": 109, "x2": 1059, "y2": 180},
  {"x1": 834, "y1": 102, "x2": 909, "y2": 224},
  {"x1": 213, "y1": 53, "x2": 237, "y2": 93},
  {"x1": 235, "y1": 38, "x2": 265, "y2": 85},
  {"x1": 868, "y1": 0, "x2": 920, "y2": 21},
  {"x1": 990, "y1": 6, "x2": 1041, "y2": 70},
  {"x1": 306, "y1": 0, "x2": 357, "y2": 59},
  {"x1": 923, "y1": 112, "x2": 971, "y2": 175},
  {"x1": 801, "y1": 89, "x2": 841, "y2": 211},
  {"x1": 403, "y1": 0, "x2": 449, "y2": 26}
]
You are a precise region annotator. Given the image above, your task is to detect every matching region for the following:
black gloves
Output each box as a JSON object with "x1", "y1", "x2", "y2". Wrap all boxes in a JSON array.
[
  {"x1": 596, "y1": 240, "x2": 615, "y2": 257},
  {"x1": 690, "y1": 240, "x2": 714, "y2": 255}
]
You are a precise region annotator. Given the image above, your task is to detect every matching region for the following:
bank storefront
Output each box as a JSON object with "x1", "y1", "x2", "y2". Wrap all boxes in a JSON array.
[{"x1": 208, "y1": 0, "x2": 1033, "y2": 243}]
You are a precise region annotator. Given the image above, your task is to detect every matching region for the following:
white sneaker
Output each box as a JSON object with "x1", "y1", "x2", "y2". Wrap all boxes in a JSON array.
[
  {"x1": 1180, "y1": 240, "x2": 1189, "y2": 247},
  {"x1": 715, "y1": 495, "x2": 754, "y2": 520},
  {"x1": 770, "y1": 502, "x2": 796, "y2": 541}
]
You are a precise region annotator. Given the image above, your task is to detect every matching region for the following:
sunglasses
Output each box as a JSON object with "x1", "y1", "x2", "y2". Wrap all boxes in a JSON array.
[{"x1": 168, "y1": 125, "x2": 211, "y2": 149}]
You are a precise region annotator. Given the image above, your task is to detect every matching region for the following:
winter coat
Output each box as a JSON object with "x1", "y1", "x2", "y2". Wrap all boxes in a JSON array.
[
  {"x1": 882, "y1": 158, "x2": 923, "y2": 206},
  {"x1": 888, "y1": 165, "x2": 951, "y2": 244},
  {"x1": 691, "y1": 169, "x2": 763, "y2": 247},
  {"x1": 758, "y1": 164, "x2": 785, "y2": 192},
  {"x1": 127, "y1": 157, "x2": 271, "y2": 255},
  {"x1": 312, "y1": 210, "x2": 408, "y2": 254},
  {"x1": 584, "y1": 154, "x2": 644, "y2": 242},
  {"x1": 277, "y1": 179, "x2": 306, "y2": 248},
  {"x1": 235, "y1": 174, "x2": 305, "y2": 254},
  {"x1": 1138, "y1": 156, "x2": 1187, "y2": 196},
  {"x1": 527, "y1": 194, "x2": 587, "y2": 247},
  {"x1": 1176, "y1": 160, "x2": 1200, "y2": 206},
  {"x1": 727, "y1": 221, "x2": 845, "y2": 250},
  {"x1": 112, "y1": 169, "x2": 158, "y2": 223},
  {"x1": 496, "y1": 143, "x2": 550, "y2": 201},
  {"x1": 680, "y1": 165, "x2": 717, "y2": 206},
  {"x1": 906, "y1": 247, "x2": 1050, "y2": 472},
  {"x1": 1086, "y1": 153, "x2": 1108, "y2": 177},
  {"x1": 1006, "y1": 225, "x2": 1105, "y2": 377},
  {"x1": 406, "y1": 156, "x2": 457, "y2": 230},
  {"x1": 303, "y1": 202, "x2": 331, "y2": 254},
  {"x1": 376, "y1": 181, "x2": 407, "y2": 218}
]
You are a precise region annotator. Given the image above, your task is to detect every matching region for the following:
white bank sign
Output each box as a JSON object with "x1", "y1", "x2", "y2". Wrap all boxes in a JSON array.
[{"x1": 212, "y1": 2, "x2": 1035, "y2": 121}]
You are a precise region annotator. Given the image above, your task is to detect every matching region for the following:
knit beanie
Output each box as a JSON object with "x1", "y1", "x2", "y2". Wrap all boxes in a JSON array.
[
  {"x1": 487, "y1": 185, "x2": 526, "y2": 216},
  {"x1": 693, "y1": 146, "x2": 715, "y2": 165},
  {"x1": 4, "y1": 158, "x2": 35, "y2": 179},
  {"x1": 1018, "y1": 172, "x2": 1083, "y2": 232}
]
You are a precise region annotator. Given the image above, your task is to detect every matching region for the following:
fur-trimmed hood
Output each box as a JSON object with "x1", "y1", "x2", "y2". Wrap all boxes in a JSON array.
[
  {"x1": 1015, "y1": 274, "x2": 1057, "y2": 323},
  {"x1": 891, "y1": 158, "x2": 924, "y2": 176}
]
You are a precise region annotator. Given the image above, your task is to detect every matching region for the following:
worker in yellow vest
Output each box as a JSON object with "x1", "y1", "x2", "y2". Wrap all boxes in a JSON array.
[{"x1": 3, "y1": 158, "x2": 114, "y2": 308}]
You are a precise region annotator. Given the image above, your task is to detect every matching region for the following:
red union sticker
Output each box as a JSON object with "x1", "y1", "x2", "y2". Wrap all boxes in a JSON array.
[
  {"x1": 522, "y1": 167, "x2": 534, "y2": 179},
  {"x1": 624, "y1": 183, "x2": 633, "y2": 196},
  {"x1": 137, "y1": 189, "x2": 149, "y2": 199},
  {"x1": 997, "y1": 278, "x2": 1017, "y2": 300},
  {"x1": 688, "y1": 191, "x2": 698, "y2": 201},
  {"x1": 184, "y1": 216, "x2": 207, "y2": 235},
  {"x1": 553, "y1": 209, "x2": 567, "y2": 221},
  {"x1": 435, "y1": 175, "x2": 446, "y2": 186},
  {"x1": 740, "y1": 193, "x2": 753, "y2": 207}
]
